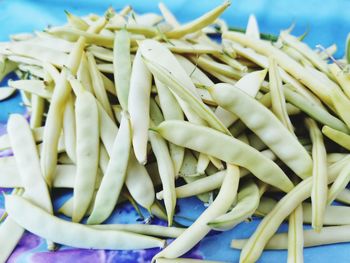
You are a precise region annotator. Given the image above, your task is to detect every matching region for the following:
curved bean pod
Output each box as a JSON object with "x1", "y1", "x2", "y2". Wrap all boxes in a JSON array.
[
  {"x1": 87, "y1": 113, "x2": 131, "y2": 224},
  {"x1": 269, "y1": 56, "x2": 294, "y2": 131},
  {"x1": 8, "y1": 79, "x2": 52, "y2": 99},
  {"x1": 0, "y1": 87, "x2": 16, "y2": 101},
  {"x1": 257, "y1": 196, "x2": 350, "y2": 226},
  {"x1": 5, "y1": 195, "x2": 165, "y2": 250},
  {"x1": 140, "y1": 39, "x2": 230, "y2": 135},
  {"x1": 152, "y1": 164, "x2": 239, "y2": 261},
  {"x1": 165, "y1": 1, "x2": 230, "y2": 39},
  {"x1": 8, "y1": 42, "x2": 68, "y2": 67},
  {"x1": 322, "y1": 125, "x2": 350, "y2": 150},
  {"x1": 283, "y1": 85, "x2": 349, "y2": 133},
  {"x1": 214, "y1": 69, "x2": 267, "y2": 128},
  {"x1": 236, "y1": 155, "x2": 349, "y2": 263},
  {"x1": 210, "y1": 83, "x2": 312, "y2": 179},
  {"x1": 330, "y1": 84, "x2": 350, "y2": 128},
  {"x1": 223, "y1": 32, "x2": 333, "y2": 105},
  {"x1": 329, "y1": 63, "x2": 350, "y2": 98},
  {"x1": 149, "y1": 130, "x2": 176, "y2": 226},
  {"x1": 155, "y1": 120, "x2": 293, "y2": 192},
  {"x1": 165, "y1": 40, "x2": 221, "y2": 55},
  {"x1": 155, "y1": 78, "x2": 184, "y2": 176},
  {"x1": 156, "y1": 170, "x2": 226, "y2": 200},
  {"x1": 7, "y1": 115, "x2": 52, "y2": 213},
  {"x1": 40, "y1": 39, "x2": 85, "y2": 187},
  {"x1": 65, "y1": 11, "x2": 89, "y2": 30},
  {"x1": 208, "y1": 180, "x2": 260, "y2": 230},
  {"x1": 190, "y1": 55, "x2": 243, "y2": 79},
  {"x1": 7, "y1": 114, "x2": 54, "y2": 250},
  {"x1": 0, "y1": 217, "x2": 25, "y2": 263},
  {"x1": 125, "y1": 150, "x2": 155, "y2": 211},
  {"x1": 280, "y1": 31, "x2": 330, "y2": 75},
  {"x1": 40, "y1": 18, "x2": 106, "y2": 187},
  {"x1": 327, "y1": 161, "x2": 350, "y2": 205}
]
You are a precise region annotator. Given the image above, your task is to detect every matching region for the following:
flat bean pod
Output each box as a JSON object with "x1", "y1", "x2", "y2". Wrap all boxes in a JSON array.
[
  {"x1": 92, "y1": 224, "x2": 185, "y2": 239},
  {"x1": 72, "y1": 90, "x2": 99, "y2": 222},
  {"x1": 232, "y1": 225, "x2": 350, "y2": 250},
  {"x1": 157, "y1": 170, "x2": 226, "y2": 200},
  {"x1": 30, "y1": 95, "x2": 44, "y2": 128},
  {"x1": 155, "y1": 120, "x2": 293, "y2": 192},
  {"x1": 236, "y1": 155, "x2": 349, "y2": 263},
  {"x1": 129, "y1": 49, "x2": 152, "y2": 164},
  {"x1": 165, "y1": 1, "x2": 230, "y2": 39},
  {"x1": 143, "y1": 55, "x2": 229, "y2": 135},
  {"x1": 152, "y1": 164, "x2": 239, "y2": 261},
  {"x1": 223, "y1": 32, "x2": 334, "y2": 105},
  {"x1": 8, "y1": 79, "x2": 52, "y2": 99},
  {"x1": 86, "y1": 52, "x2": 113, "y2": 119},
  {"x1": 305, "y1": 118, "x2": 328, "y2": 231},
  {"x1": 113, "y1": 29, "x2": 131, "y2": 110},
  {"x1": 87, "y1": 113, "x2": 131, "y2": 224},
  {"x1": 149, "y1": 129, "x2": 176, "y2": 226},
  {"x1": 210, "y1": 83, "x2": 312, "y2": 179},
  {"x1": 5, "y1": 195, "x2": 165, "y2": 250},
  {"x1": 208, "y1": 180, "x2": 260, "y2": 230},
  {"x1": 62, "y1": 94, "x2": 76, "y2": 163},
  {"x1": 0, "y1": 87, "x2": 16, "y2": 101},
  {"x1": 214, "y1": 70, "x2": 267, "y2": 128},
  {"x1": 327, "y1": 161, "x2": 350, "y2": 205},
  {"x1": 155, "y1": 78, "x2": 184, "y2": 176},
  {"x1": 284, "y1": 85, "x2": 349, "y2": 133}
]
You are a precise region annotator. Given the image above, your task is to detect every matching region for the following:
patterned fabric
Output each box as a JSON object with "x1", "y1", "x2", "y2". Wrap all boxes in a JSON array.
[{"x1": 0, "y1": 1, "x2": 349, "y2": 262}]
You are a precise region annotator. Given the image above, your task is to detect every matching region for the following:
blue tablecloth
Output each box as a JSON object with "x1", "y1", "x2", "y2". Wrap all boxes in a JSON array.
[{"x1": 1, "y1": 1, "x2": 350, "y2": 262}]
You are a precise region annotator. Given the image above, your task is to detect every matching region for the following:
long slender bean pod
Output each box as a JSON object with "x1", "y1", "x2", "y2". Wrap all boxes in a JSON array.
[
  {"x1": 236, "y1": 155, "x2": 348, "y2": 263},
  {"x1": 165, "y1": 1, "x2": 230, "y2": 39},
  {"x1": 283, "y1": 85, "x2": 349, "y2": 133},
  {"x1": 87, "y1": 113, "x2": 131, "y2": 224},
  {"x1": 149, "y1": 129, "x2": 176, "y2": 226},
  {"x1": 7, "y1": 114, "x2": 54, "y2": 250},
  {"x1": 155, "y1": 120, "x2": 293, "y2": 192},
  {"x1": 208, "y1": 180, "x2": 260, "y2": 230},
  {"x1": 210, "y1": 83, "x2": 312, "y2": 179},
  {"x1": 322, "y1": 125, "x2": 350, "y2": 150},
  {"x1": 155, "y1": 78, "x2": 184, "y2": 176},
  {"x1": 232, "y1": 225, "x2": 350, "y2": 250},
  {"x1": 62, "y1": 93, "x2": 76, "y2": 163},
  {"x1": 5, "y1": 195, "x2": 165, "y2": 250},
  {"x1": 140, "y1": 39, "x2": 230, "y2": 135},
  {"x1": 305, "y1": 118, "x2": 328, "y2": 231},
  {"x1": 86, "y1": 51, "x2": 113, "y2": 119},
  {"x1": 129, "y1": 49, "x2": 152, "y2": 164},
  {"x1": 113, "y1": 29, "x2": 131, "y2": 110},
  {"x1": 223, "y1": 32, "x2": 335, "y2": 105},
  {"x1": 30, "y1": 95, "x2": 44, "y2": 128},
  {"x1": 91, "y1": 224, "x2": 185, "y2": 239},
  {"x1": 152, "y1": 164, "x2": 239, "y2": 261},
  {"x1": 327, "y1": 161, "x2": 350, "y2": 205},
  {"x1": 72, "y1": 90, "x2": 99, "y2": 222}
]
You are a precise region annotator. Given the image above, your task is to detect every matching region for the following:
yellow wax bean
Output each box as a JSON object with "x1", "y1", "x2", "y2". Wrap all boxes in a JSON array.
[{"x1": 72, "y1": 90, "x2": 99, "y2": 223}]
